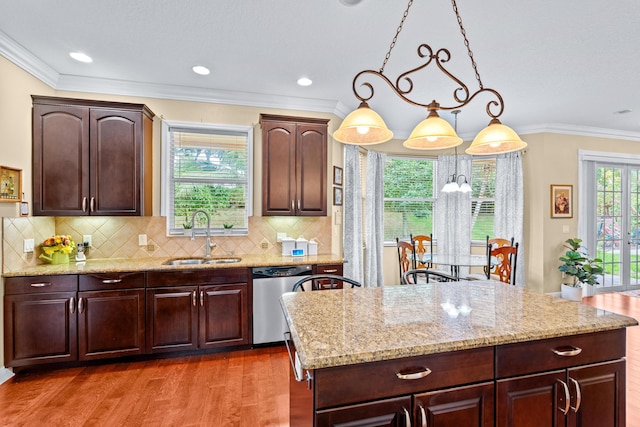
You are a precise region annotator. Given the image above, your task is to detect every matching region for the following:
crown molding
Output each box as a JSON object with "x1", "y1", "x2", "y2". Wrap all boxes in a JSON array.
[
  {"x1": 516, "y1": 123, "x2": 640, "y2": 141},
  {"x1": 0, "y1": 30, "x2": 58, "y2": 87}
]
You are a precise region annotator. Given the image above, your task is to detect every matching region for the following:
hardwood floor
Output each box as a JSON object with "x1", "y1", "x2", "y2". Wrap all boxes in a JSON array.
[
  {"x1": 0, "y1": 293, "x2": 638, "y2": 426},
  {"x1": 0, "y1": 346, "x2": 290, "y2": 427}
]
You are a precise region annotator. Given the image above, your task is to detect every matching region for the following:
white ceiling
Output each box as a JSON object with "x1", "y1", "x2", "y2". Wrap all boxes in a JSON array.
[{"x1": 2, "y1": 0, "x2": 640, "y2": 141}]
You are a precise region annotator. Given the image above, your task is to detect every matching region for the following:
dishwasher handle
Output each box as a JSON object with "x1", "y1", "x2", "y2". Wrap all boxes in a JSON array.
[{"x1": 284, "y1": 331, "x2": 312, "y2": 388}]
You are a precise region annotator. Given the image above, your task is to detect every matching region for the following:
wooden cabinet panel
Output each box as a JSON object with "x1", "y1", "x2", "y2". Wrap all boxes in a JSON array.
[
  {"x1": 5, "y1": 274, "x2": 77, "y2": 295},
  {"x1": 199, "y1": 284, "x2": 249, "y2": 348},
  {"x1": 316, "y1": 396, "x2": 411, "y2": 427},
  {"x1": 32, "y1": 96, "x2": 154, "y2": 216},
  {"x1": 260, "y1": 114, "x2": 328, "y2": 216},
  {"x1": 146, "y1": 286, "x2": 198, "y2": 353},
  {"x1": 78, "y1": 289, "x2": 145, "y2": 360},
  {"x1": 4, "y1": 291, "x2": 77, "y2": 367},
  {"x1": 415, "y1": 382, "x2": 494, "y2": 427}
]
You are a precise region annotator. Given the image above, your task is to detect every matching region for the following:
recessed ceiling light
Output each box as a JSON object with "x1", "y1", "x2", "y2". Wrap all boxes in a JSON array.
[
  {"x1": 614, "y1": 109, "x2": 633, "y2": 115},
  {"x1": 192, "y1": 65, "x2": 210, "y2": 75},
  {"x1": 69, "y1": 52, "x2": 92, "y2": 63},
  {"x1": 297, "y1": 77, "x2": 312, "y2": 86}
]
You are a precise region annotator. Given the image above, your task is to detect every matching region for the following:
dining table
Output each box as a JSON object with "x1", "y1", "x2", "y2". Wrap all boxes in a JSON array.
[{"x1": 422, "y1": 253, "x2": 493, "y2": 280}]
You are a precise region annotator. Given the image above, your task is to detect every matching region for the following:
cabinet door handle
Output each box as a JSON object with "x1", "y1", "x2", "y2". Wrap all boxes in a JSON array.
[
  {"x1": 192, "y1": 291, "x2": 197, "y2": 307},
  {"x1": 552, "y1": 346, "x2": 582, "y2": 357},
  {"x1": 569, "y1": 377, "x2": 582, "y2": 412},
  {"x1": 200, "y1": 290, "x2": 204, "y2": 307},
  {"x1": 558, "y1": 379, "x2": 571, "y2": 415},
  {"x1": 78, "y1": 297, "x2": 85, "y2": 314},
  {"x1": 418, "y1": 404, "x2": 427, "y2": 427},
  {"x1": 90, "y1": 197, "x2": 95, "y2": 212},
  {"x1": 101, "y1": 279, "x2": 122, "y2": 284},
  {"x1": 297, "y1": 200, "x2": 301, "y2": 211},
  {"x1": 323, "y1": 269, "x2": 338, "y2": 273},
  {"x1": 402, "y1": 408, "x2": 412, "y2": 427},
  {"x1": 291, "y1": 200, "x2": 294, "y2": 211},
  {"x1": 69, "y1": 297, "x2": 76, "y2": 314},
  {"x1": 30, "y1": 282, "x2": 52, "y2": 288},
  {"x1": 396, "y1": 367, "x2": 431, "y2": 380},
  {"x1": 82, "y1": 197, "x2": 87, "y2": 212}
]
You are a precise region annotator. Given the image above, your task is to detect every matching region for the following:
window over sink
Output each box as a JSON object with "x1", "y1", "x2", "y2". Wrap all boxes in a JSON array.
[{"x1": 161, "y1": 121, "x2": 253, "y2": 235}]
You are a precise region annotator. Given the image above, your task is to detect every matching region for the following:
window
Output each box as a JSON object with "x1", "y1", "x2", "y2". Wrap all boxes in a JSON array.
[
  {"x1": 470, "y1": 158, "x2": 496, "y2": 241},
  {"x1": 383, "y1": 157, "x2": 436, "y2": 242},
  {"x1": 161, "y1": 121, "x2": 253, "y2": 235}
]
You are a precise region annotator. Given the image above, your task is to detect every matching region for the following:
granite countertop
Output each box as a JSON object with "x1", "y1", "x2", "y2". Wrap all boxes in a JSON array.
[
  {"x1": 280, "y1": 280, "x2": 638, "y2": 370},
  {"x1": 3, "y1": 253, "x2": 343, "y2": 277}
]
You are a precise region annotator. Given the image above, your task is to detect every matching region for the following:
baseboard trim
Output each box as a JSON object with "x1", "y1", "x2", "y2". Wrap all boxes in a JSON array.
[{"x1": 0, "y1": 367, "x2": 15, "y2": 385}]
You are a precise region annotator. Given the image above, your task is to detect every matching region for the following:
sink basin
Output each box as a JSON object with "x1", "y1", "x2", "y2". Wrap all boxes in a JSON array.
[
  {"x1": 163, "y1": 258, "x2": 206, "y2": 265},
  {"x1": 204, "y1": 257, "x2": 242, "y2": 264},
  {"x1": 163, "y1": 257, "x2": 242, "y2": 265}
]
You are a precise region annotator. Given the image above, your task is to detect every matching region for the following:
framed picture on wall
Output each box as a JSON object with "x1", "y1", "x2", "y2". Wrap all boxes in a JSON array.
[
  {"x1": 551, "y1": 184, "x2": 572, "y2": 218},
  {"x1": 333, "y1": 187, "x2": 343, "y2": 206},
  {"x1": 333, "y1": 166, "x2": 343, "y2": 186}
]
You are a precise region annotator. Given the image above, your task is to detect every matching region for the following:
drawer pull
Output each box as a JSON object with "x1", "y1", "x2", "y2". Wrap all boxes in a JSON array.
[
  {"x1": 552, "y1": 346, "x2": 582, "y2": 357},
  {"x1": 323, "y1": 269, "x2": 338, "y2": 273},
  {"x1": 102, "y1": 279, "x2": 122, "y2": 284},
  {"x1": 558, "y1": 379, "x2": 571, "y2": 414},
  {"x1": 396, "y1": 367, "x2": 431, "y2": 380},
  {"x1": 30, "y1": 282, "x2": 52, "y2": 288}
]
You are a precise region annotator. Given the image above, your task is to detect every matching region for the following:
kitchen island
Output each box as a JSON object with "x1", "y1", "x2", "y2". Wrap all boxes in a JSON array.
[{"x1": 281, "y1": 280, "x2": 638, "y2": 426}]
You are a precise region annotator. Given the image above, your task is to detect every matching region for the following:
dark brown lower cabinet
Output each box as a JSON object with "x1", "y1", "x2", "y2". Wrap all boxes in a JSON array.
[
  {"x1": 316, "y1": 396, "x2": 411, "y2": 427},
  {"x1": 146, "y1": 268, "x2": 250, "y2": 354},
  {"x1": 496, "y1": 360, "x2": 625, "y2": 427}
]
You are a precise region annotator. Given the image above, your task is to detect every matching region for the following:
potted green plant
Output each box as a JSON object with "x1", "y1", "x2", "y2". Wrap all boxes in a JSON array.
[
  {"x1": 223, "y1": 223, "x2": 234, "y2": 235},
  {"x1": 182, "y1": 216, "x2": 193, "y2": 235},
  {"x1": 558, "y1": 238, "x2": 604, "y2": 301}
]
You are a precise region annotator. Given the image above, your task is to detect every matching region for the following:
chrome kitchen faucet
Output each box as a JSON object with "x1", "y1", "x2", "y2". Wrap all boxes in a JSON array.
[{"x1": 190, "y1": 210, "x2": 217, "y2": 258}]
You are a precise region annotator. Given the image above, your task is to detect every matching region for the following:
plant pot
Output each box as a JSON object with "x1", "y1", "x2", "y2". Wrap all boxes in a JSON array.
[
  {"x1": 561, "y1": 283, "x2": 583, "y2": 301},
  {"x1": 51, "y1": 252, "x2": 69, "y2": 265}
]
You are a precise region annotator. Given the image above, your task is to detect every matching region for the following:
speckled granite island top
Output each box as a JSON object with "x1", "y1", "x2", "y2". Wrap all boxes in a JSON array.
[
  {"x1": 2, "y1": 253, "x2": 343, "y2": 277},
  {"x1": 280, "y1": 280, "x2": 638, "y2": 370}
]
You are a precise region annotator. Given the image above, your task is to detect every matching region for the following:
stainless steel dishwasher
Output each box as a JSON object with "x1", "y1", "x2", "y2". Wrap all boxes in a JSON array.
[{"x1": 252, "y1": 265, "x2": 312, "y2": 345}]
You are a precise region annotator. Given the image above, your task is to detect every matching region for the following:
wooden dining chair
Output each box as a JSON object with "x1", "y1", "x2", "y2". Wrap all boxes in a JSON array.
[
  {"x1": 410, "y1": 233, "x2": 434, "y2": 269},
  {"x1": 396, "y1": 237, "x2": 415, "y2": 283},
  {"x1": 484, "y1": 236, "x2": 514, "y2": 277},
  {"x1": 489, "y1": 243, "x2": 519, "y2": 284}
]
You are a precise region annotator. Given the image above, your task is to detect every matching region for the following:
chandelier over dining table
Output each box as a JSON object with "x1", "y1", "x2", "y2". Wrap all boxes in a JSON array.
[{"x1": 332, "y1": 0, "x2": 527, "y2": 155}]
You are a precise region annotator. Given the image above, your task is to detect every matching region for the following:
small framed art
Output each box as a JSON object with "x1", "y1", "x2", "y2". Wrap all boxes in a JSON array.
[
  {"x1": 551, "y1": 184, "x2": 572, "y2": 218},
  {"x1": 333, "y1": 187, "x2": 343, "y2": 206},
  {"x1": 333, "y1": 166, "x2": 343, "y2": 186},
  {"x1": 0, "y1": 166, "x2": 22, "y2": 202}
]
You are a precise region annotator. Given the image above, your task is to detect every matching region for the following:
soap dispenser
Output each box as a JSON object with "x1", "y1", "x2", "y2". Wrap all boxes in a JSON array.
[{"x1": 75, "y1": 243, "x2": 86, "y2": 262}]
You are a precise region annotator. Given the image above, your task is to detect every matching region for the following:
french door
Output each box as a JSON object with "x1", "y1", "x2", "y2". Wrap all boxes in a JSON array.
[{"x1": 587, "y1": 162, "x2": 640, "y2": 292}]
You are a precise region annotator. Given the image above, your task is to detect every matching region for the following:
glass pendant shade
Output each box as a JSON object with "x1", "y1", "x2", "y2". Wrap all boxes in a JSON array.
[
  {"x1": 442, "y1": 181, "x2": 459, "y2": 193},
  {"x1": 333, "y1": 101, "x2": 393, "y2": 145},
  {"x1": 465, "y1": 119, "x2": 527, "y2": 155},
  {"x1": 458, "y1": 180, "x2": 472, "y2": 193},
  {"x1": 402, "y1": 111, "x2": 463, "y2": 150}
]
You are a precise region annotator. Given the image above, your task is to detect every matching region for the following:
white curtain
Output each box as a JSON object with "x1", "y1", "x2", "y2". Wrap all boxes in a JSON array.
[
  {"x1": 343, "y1": 145, "x2": 363, "y2": 284},
  {"x1": 495, "y1": 151, "x2": 525, "y2": 286},
  {"x1": 365, "y1": 151, "x2": 386, "y2": 287},
  {"x1": 435, "y1": 154, "x2": 472, "y2": 276}
]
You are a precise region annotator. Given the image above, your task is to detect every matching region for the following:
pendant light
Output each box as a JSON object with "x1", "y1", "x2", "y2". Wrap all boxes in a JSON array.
[
  {"x1": 333, "y1": 0, "x2": 527, "y2": 155},
  {"x1": 441, "y1": 110, "x2": 471, "y2": 193}
]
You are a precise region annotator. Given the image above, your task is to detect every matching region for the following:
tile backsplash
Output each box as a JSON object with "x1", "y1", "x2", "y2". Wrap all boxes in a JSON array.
[{"x1": 2, "y1": 216, "x2": 332, "y2": 273}]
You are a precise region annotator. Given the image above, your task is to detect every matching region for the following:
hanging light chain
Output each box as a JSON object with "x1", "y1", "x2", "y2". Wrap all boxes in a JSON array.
[
  {"x1": 451, "y1": 0, "x2": 484, "y2": 90},
  {"x1": 380, "y1": 0, "x2": 414, "y2": 73}
]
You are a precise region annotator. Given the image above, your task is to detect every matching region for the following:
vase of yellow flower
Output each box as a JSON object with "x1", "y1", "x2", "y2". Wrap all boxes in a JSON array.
[{"x1": 39, "y1": 235, "x2": 75, "y2": 264}]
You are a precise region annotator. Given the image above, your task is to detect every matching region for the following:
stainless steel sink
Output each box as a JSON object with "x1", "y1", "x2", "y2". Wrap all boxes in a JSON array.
[
  {"x1": 163, "y1": 258, "x2": 206, "y2": 265},
  {"x1": 163, "y1": 257, "x2": 242, "y2": 265},
  {"x1": 204, "y1": 257, "x2": 242, "y2": 264}
]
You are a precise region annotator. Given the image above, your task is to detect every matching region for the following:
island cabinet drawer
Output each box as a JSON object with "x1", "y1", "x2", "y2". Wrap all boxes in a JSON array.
[
  {"x1": 147, "y1": 268, "x2": 248, "y2": 287},
  {"x1": 495, "y1": 328, "x2": 626, "y2": 378},
  {"x1": 5, "y1": 275, "x2": 77, "y2": 295},
  {"x1": 313, "y1": 346, "x2": 494, "y2": 409},
  {"x1": 79, "y1": 272, "x2": 145, "y2": 291}
]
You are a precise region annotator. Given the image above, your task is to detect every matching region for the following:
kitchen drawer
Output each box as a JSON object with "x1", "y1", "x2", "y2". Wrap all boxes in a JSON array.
[
  {"x1": 314, "y1": 263, "x2": 343, "y2": 275},
  {"x1": 5, "y1": 275, "x2": 78, "y2": 295},
  {"x1": 314, "y1": 346, "x2": 494, "y2": 409},
  {"x1": 147, "y1": 268, "x2": 248, "y2": 288},
  {"x1": 495, "y1": 328, "x2": 625, "y2": 378},
  {"x1": 79, "y1": 272, "x2": 145, "y2": 291}
]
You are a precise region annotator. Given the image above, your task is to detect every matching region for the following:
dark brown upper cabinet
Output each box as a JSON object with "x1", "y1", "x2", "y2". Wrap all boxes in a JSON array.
[
  {"x1": 32, "y1": 96, "x2": 154, "y2": 216},
  {"x1": 260, "y1": 114, "x2": 328, "y2": 216}
]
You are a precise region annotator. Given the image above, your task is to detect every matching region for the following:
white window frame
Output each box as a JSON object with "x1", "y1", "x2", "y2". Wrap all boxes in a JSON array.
[{"x1": 161, "y1": 120, "x2": 253, "y2": 236}]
